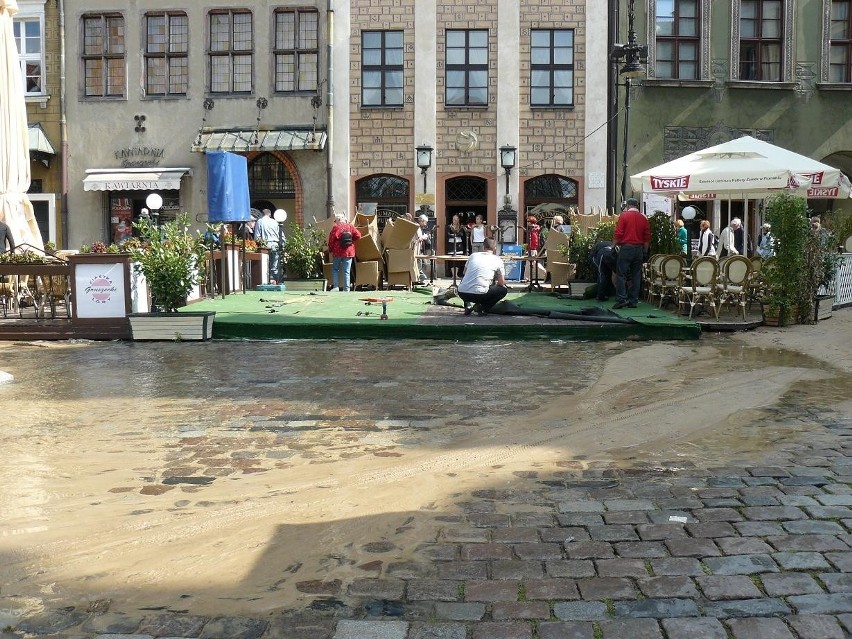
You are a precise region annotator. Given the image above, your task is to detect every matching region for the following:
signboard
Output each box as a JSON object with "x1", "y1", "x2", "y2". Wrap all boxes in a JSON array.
[
  {"x1": 110, "y1": 196, "x2": 133, "y2": 245},
  {"x1": 415, "y1": 193, "x2": 435, "y2": 205},
  {"x1": 501, "y1": 244, "x2": 524, "y2": 281},
  {"x1": 74, "y1": 262, "x2": 128, "y2": 318},
  {"x1": 643, "y1": 193, "x2": 671, "y2": 216}
]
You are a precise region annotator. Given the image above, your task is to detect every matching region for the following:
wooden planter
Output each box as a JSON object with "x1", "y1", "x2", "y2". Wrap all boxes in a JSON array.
[
  {"x1": 814, "y1": 295, "x2": 835, "y2": 321},
  {"x1": 762, "y1": 303, "x2": 797, "y2": 327},
  {"x1": 128, "y1": 311, "x2": 216, "y2": 341},
  {"x1": 281, "y1": 278, "x2": 326, "y2": 292}
]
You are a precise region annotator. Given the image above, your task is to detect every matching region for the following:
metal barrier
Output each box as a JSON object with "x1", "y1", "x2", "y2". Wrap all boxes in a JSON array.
[{"x1": 834, "y1": 253, "x2": 852, "y2": 307}]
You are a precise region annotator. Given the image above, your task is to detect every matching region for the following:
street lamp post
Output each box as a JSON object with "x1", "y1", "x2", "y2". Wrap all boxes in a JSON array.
[
  {"x1": 682, "y1": 205, "x2": 698, "y2": 261},
  {"x1": 610, "y1": 0, "x2": 647, "y2": 203},
  {"x1": 273, "y1": 209, "x2": 288, "y2": 284},
  {"x1": 145, "y1": 193, "x2": 163, "y2": 227},
  {"x1": 415, "y1": 144, "x2": 433, "y2": 217}
]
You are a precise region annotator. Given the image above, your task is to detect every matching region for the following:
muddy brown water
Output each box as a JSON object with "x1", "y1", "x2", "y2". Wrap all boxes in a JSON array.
[{"x1": 0, "y1": 337, "x2": 847, "y2": 618}]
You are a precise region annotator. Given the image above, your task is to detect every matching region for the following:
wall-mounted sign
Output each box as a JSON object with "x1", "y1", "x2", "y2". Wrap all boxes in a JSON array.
[{"x1": 113, "y1": 146, "x2": 165, "y2": 168}]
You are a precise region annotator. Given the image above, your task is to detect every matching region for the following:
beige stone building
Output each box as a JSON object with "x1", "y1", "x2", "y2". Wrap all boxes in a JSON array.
[
  {"x1": 16, "y1": 1, "x2": 607, "y2": 250},
  {"x1": 16, "y1": 0, "x2": 61, "y2": 245}
]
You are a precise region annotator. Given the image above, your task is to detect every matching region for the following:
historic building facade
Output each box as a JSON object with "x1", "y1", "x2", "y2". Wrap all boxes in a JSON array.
[
  {"x1": 17, "y1": 1, "x2": 608, "y2": 248},
  {"x1": 16, "y1": 0, "x2": 61, "y2": 245},
  {"x1": 612, "y1": 0, "x2": 852, "y2": 238}
]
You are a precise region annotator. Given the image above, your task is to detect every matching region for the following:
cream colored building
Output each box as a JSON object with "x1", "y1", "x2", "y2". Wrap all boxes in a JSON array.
[{"x1": 45, "y1": 0, "x2": 607, "y2": 248}]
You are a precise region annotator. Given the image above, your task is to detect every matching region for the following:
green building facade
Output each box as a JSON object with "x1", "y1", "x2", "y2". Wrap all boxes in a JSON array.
[{"x1": 611, "y1": 0, "x2": 852, "y2": 241}]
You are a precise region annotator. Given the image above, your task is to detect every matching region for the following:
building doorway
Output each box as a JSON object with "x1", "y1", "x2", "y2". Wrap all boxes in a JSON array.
[{"x1": 444, "y1": 176, "x2": 488, "y2": 277}]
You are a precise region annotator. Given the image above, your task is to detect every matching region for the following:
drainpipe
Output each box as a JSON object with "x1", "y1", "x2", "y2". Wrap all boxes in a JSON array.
[
  {"x1": 59, "y1": 0, "x2": 68, "y2": 248},
  {"x1": 325, "y1": 0, "x2": 334, "y2": 217},
  {"x1": 606, "y1": 0, "x2": 620, "y2": 209}
]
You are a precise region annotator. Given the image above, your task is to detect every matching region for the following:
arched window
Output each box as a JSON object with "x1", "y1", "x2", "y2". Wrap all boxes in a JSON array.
[
  {"x1": 356, "y1": 173, "x2": 410, "y2": 229},
  {"x1": 249, "y1": 153, "x2": 295, "y2": 197},
  {"x1": 524, "y1": 174, "x2": 578, "y2": 225}
]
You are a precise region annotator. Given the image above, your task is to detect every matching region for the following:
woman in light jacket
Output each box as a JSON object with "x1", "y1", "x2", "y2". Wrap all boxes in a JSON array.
[{"x1": 697, "y1": 220, "x2": 716, "y2": 257}]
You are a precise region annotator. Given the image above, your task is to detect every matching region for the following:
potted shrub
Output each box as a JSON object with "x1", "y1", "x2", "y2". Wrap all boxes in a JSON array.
[
  {"x1": 648, "y1": 211, "x2": 681, "y2": 256},
  {"x1": 281, "y1": 223, "x2": 326, "y2": 290},
  {"x1": 126, "y1": 213, "x2": 215, "y2": 340},
  {"x1": 561, "y1": 217, "x2": 616, "y2": 297},
  {"x1": 761, "y1": 193, "x2": 810, "y2": 326}
]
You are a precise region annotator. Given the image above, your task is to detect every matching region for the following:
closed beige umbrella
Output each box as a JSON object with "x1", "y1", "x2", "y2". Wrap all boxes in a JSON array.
[{"x1": 0, "y1": 0, "x2": 43, "y2": 252}]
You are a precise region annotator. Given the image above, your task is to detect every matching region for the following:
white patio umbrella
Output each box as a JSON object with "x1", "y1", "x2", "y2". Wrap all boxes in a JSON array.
[
  {"x1": 1, "y1": 0, "x2": 43, "y2": 252},
  {"x1": 630, "y1": 135, "x2": 852, "y2": 200},
  {"x1": 631, "y1": 135, "x2": 852, "y2": 253}
]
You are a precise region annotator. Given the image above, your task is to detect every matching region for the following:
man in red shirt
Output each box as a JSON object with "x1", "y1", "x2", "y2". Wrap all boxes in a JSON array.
[
  {"x1": 327, "y1": 213, "x2": 362, "y2": 292},
  {"x1": 612, "y1": 198, "x2": 651, "y2": 309}
]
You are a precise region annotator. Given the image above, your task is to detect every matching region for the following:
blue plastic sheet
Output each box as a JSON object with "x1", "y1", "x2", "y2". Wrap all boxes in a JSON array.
[{"x1": 206, "y1": 152, "x2": 251, "y2": 222}]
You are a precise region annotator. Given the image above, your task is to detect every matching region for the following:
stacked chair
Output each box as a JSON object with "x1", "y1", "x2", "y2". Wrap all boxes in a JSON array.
[
  {"x1": 381, "y1": 216, "x2": 420, "y2": 290},
  {"x1": 543, "y1": 229, "x2": 573, "y2": 293},
  {"x1": 679, "y1": 256, "x2": 719, "y2": 320},
  {"x1": 716, "y1": 255, "x2": 752, "y2": 320}
]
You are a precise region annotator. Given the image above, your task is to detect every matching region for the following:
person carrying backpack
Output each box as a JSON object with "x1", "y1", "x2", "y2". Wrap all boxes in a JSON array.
[{"x1": 327, "y1": 212, "x2": 362, "y2": 292}]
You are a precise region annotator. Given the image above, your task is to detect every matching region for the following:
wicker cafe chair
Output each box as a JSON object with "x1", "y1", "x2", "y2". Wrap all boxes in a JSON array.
[
  {"x1": 36, "y1": 274, "x2": 72, "y2": 318},
  {"x1": 679, "y1": 256, "x2": 719, "y2": 320},
  {"x1": 657, "y1": 254, "x2": 686, "y2": 309},
  {"x1": 747, "y1": 256, "x2": 766, "y2": 310},
  {"x1": 716, "y1": 255, "x2": 752, "y2": 320},
  {"x1": 643, "y1": 254, "x2": 667, "y2": 304},
  {"x1": 0, "y1": 275, "x2": 18, "y2": 317}
]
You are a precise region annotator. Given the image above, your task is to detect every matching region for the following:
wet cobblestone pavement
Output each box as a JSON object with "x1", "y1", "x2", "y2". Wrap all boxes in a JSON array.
[{"x1": 1, "y1": 330, "x2": 852, "y2": 638}]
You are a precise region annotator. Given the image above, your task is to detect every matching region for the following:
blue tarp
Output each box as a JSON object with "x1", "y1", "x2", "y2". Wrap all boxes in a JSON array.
[{"x1": 206, "y1": 152, "x2": 251, "y2": 222}]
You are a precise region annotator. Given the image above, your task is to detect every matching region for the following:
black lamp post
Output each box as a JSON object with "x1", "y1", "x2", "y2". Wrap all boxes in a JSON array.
[
  {"x1": 610, "y1": 0, "x2": 647, "y2": 203},
  {"x1": 273, "y1": 209, "x2": 287, "y2": 284},
  {"x1": 499, "y1": 145, "x2": 517, "y2": 205},
  {"x1": 415, "y1": 144, "x2": 433, "y2": 215}
]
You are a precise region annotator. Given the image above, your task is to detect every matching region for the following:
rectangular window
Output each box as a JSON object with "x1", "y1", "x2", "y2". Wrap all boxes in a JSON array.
[
  {"x1": 530, "y1": 29, "x2": 574, "y2": 106},
  {"x1": 655, "y1": 0, "x2": 699, "y2": 79},
  {"x1": 739, "y1": 0, "x2": 782, "y2": 80},
  {"x1": 208, "y1": 10, "x2": 253, "y2": 94},
  {"x1": 361, "y1": 30, "x2": 404, "y2": 106},
  {"x1": 145, "y1": 12, "x2": 188, "y2": 96},
  {"x1": 13, "y1": 16, "x2": 44, "y2": 94},
  {"x1": 445, "y1": 29, "x2": 488, "y2": 106},
  {"x1": 830, "y1": 0, "x2": 852, "y2": 82},
  {"x1": 82, "y1": 14, "x2": 126, "y2": 97},
  {"x1": 274, "y1": 9, "x2": 318, "y2": 93}
]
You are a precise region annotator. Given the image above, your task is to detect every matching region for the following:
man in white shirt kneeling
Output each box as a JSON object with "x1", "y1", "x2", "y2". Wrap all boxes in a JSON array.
[{"x1": 457, "y1": 238, "x2": 508, "y2": 316}]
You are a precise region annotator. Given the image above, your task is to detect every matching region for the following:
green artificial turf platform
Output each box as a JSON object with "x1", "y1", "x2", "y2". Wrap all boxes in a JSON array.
[{"x1": 183, "y1": 288, "x2": 700, "y2": 341}]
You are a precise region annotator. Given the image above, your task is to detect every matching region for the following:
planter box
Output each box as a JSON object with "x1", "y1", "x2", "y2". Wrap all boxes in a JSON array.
[
  {"x1": 762, "y1": 303, "x2": 797, "y2": 327},
  {"x1": 815, "y1": 295, "x2": 834, "y2": 321},
  {"x1": 128, "y1": 311, "x2": 216, "y2": 341},
  {"x1": 281, "y1": 278, "x2": 325, "y2": 292}
]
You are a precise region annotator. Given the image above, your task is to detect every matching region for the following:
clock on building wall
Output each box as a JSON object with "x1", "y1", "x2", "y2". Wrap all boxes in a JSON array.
[{"x1": 456, "y1": 130, "x2": 479, "y2": 154}]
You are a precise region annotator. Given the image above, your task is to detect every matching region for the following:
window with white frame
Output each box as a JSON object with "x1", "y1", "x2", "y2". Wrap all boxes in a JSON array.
[
  {"x1": 82, "y1": 13, "x2": 126, "y2": 98},
  {"x1": 13, "y1": 14, "x2": 43, "y2": 94},
  {"x1": 361, "y1": 30, "x2": 404, "y2": 106},
  {"x1": 208, "y1": 9, "x2": 253, "y2": 94},
  {"x1": 445, "y1": 29, "x2": 488, "y2": 107},
  {"x1": 273, "y1": 8, "x2": 318, "y2": 93},
  {"x1": 530, "y1": 29, "x2": 574, "y2": 106},
  {"x1": 829, "y1": 0, "x2": 852, "y2": 82},
  {"x1": 144, "y1": 12, "x2": 188, "y2": 96}
]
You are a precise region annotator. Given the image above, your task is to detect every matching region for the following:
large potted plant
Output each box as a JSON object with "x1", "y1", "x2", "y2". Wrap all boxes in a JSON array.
[
  {"x1": 126, "y1": 213, "x2": 215, "y2": 340},
  {"x1": 562, "y1": 218, "x2": 616, "y2": 297},
  {"x1": 281, "y1": 223, "x2": 326, "y2": 291},
  {"x1": 761, "y1": 193, "x2": 810, "y2": 326}
]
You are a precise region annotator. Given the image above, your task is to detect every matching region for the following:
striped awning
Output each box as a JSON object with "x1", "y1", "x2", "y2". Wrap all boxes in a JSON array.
[{"x1": 191, "y1": 128, "x2": 326, "y2": 153}]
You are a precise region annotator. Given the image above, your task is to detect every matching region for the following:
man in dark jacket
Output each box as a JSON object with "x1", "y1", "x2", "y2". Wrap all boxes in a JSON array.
[
  {"x1": 0, "y1": 220, "x2": 15, "y2": 254},
  {"x1": 590, "y1": 240, "x2": 616, "y2": 301}
]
